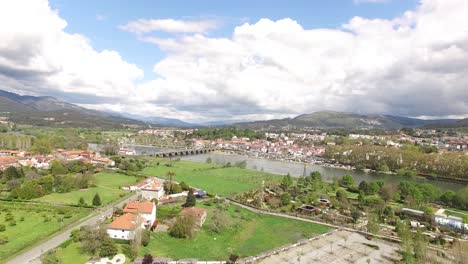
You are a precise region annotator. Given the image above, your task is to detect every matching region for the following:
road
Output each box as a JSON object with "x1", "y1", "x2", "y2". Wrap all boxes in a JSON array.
[{"x1": 6, "y1": 193, "x2": 139, "y2": 264}]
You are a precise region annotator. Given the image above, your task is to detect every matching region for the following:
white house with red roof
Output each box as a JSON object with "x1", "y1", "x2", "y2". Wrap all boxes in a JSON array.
[
  {"x1": 107, "y1": 201, "x2": 156, "y2": 240},
  {"x1": 122, "y1": 177, "x2": 165, "y2": 200}
]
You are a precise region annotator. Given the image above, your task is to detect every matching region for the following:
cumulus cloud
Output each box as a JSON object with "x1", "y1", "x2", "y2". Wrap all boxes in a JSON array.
[
  {"x1": 119, "y1": 18, "x2": 220, "y2": 34},
  {"x1": 1, "y1": 0, "x2": 468, "y2": 122},
  {"x1": 0, "y1": 0, "x2": 143, "y2": 101},
  {"x1": 133, "y1": 0, "x2": 468, "y2": 121}
]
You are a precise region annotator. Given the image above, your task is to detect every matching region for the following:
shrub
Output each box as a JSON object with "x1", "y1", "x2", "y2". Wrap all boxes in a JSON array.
[
  {"x1": 0, "y1": 224, "x2": 5, "y2": 232},
  {"x1": 121, "y1": 244, "x2": 136, "y2": 260},
  {"x1": 168, "y1": 216, "x2": 195, "y2": 238},
  {"x1": 99, "y1": 237, "x2": 118, "y2": 257},
  {"x1": 0, "y1": 235, "x2": 8, "y2": 245},
  {"x1": 141, "y1": 230, "x2": 151, "y2": 246}
]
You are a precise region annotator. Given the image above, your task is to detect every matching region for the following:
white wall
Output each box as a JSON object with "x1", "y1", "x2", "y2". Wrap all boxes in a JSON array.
[{"x1": 107, "y1": 228, "x2": 135, "y2": 240}]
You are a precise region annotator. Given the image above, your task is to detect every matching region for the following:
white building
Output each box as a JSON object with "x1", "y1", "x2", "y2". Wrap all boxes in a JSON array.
[
  {"x1": 107, "y1": 201, "x2": 157, "y2": 240},
  {"x1": 123, "y1": 201, "x2": 156, "y2": 227},
  {"x1": 107, "y1": 213, "x2": 139, "y2": 240},
  {"x1": 122, "y1": 177, "x2": 165, "y2": 200}
]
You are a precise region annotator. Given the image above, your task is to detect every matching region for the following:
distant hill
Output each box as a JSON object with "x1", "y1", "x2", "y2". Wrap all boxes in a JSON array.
[
  {"x1": 424, "y1": 118, "x2": 468, "y2": 128},
  {"x1": 234, "y1": 111, "x2": 459, "y2": 130},
  {"x1": 0, "y1": 89, "x2": 147, "y2": 129}
]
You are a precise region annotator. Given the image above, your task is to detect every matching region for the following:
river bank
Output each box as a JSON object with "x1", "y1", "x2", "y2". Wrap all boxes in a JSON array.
[{"x1": 181, "y1": 151, "x2": 465, "y2": 191}]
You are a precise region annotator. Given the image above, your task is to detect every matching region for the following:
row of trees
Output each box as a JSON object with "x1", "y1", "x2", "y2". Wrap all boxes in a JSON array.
[
  {"x1": 188, "y1": 128, "x2": 264, "y2": 140},
  {"x1": 326, "y1": 145, "x2": 468, "y2": 179}
]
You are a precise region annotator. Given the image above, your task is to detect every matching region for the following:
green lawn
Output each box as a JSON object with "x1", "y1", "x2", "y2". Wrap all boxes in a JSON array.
[
  {"x1": 34, "y1": 172, "x2": 139, "y2": 206},
  {"x1": 0, "y1": 201, "x2": 90, "y2": 262},
  {"x1": 143, "y1": 160, "x2": 282, "y2": 196},
  {"x1": 55, "y1": 242, "x2": 90, "y2": 264},
  {"x1": 141, "y1": 203, "x2": 332, "y2": 260}
]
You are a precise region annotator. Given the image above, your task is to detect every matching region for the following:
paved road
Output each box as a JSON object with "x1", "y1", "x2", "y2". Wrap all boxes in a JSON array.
[{"x1": 6, "y1": 193, "x2": 139, "y2": 264}]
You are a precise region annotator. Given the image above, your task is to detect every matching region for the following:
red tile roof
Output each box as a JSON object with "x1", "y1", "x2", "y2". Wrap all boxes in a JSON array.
[
  {"x1": 123, "y1": 201, "x2": 154, "y2": 214},
  {"x1": 180, "y1": 207, "x2": 207, "y2": 219},
  {"x1": 109, "y1": 213, "x2": 136, "y2": 230}
]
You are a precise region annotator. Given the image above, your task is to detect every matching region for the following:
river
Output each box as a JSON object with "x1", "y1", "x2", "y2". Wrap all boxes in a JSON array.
[{"x1": 181, "y1": 152, "x2": 464, "y2": 191}]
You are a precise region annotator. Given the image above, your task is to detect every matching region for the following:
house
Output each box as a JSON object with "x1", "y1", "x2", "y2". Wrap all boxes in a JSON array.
[
  {"x1": 123, "y1": 201, "x2": 156, "y2": 227},
  {"x1": 0, "y1": 156, "x2": 19, "y2": 171},
  {"x1": 180, "y1": 207, "x2": 207, "y2": 227},
  {"x1": 107, "y1": 213, "x2": 139, "y2": 240},
  {"x1": 122, "y1": 177, "x2": 165, "y2": 200},
  {"x1": 108, "y1": 201, "x2": 157, "y2": 240}
]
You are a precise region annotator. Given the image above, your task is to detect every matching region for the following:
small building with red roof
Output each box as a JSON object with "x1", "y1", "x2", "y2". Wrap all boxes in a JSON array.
[{"x1": 180, "y1": 207, "x2": 207, "y2": 227}]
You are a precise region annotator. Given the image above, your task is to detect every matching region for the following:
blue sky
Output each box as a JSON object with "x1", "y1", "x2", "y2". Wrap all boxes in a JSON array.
[
  {"x1": 50, "y1": 0, "x2": 419, "y2": 81},
  {"x1": 2, "y1": 0, "x2": 468, "y2": 122}
]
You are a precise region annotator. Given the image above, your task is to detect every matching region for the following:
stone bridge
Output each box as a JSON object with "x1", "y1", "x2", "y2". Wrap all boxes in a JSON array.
[{"x1": 152, "y1": 148, "x2": 215, "y2": 158}]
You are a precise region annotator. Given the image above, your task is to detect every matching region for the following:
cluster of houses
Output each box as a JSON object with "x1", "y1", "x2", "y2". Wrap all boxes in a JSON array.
[
  {"x1": 0, "y1": 149, "x2": 115, "y2": 171},
  {"x1": 107, "y1": 177, "x2": 208, "y2": 241}
]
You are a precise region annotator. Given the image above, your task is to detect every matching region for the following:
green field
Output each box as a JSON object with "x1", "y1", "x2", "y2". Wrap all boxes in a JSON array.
[
  {"x1": 143, "y1": 160, "x2": 282, "y2": 196},
  {"x1": 0, "y1": 201, "x2": 90, "y2": 262},
  {"x1": 35, "y1": 172, "x2": 139, "y2": 206},
  {"x1": 141, "y1": 203, "x2": 331, "y2": 260}
]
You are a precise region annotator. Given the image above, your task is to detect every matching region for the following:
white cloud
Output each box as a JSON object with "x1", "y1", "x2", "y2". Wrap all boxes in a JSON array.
[
  {"x1": 134, "y1": 0, "x2": 468, "y2": 121},
  {"x1": 1, "y1": 0, "x2": 468, "y2": 123},
  {"x1": 119, "y1": 19, "x2": 220, "y2": 34},
  {"x1": 0, "y1": 0, "x2": 143, "y2": 100}
]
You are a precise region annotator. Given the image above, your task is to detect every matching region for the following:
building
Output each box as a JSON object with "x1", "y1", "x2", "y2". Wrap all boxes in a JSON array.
[
  {"x1": 297, "y1": 205, "x2": 321, "y2": 215},
  {"x1": 107, "y1": 213, "x2": 138, "y2": 240},
  {"x1": 0, "y1": 156, "x2": 20, "y2": 170},
  {"x1": 108, "y1": 201, "x2": 157, "y2": 240},
  {"x1": 180, "y1": 207, "x2": 207, "y2": 227},
  {"x1": 122, "y1": 177, "x2": 165, "y2": 200},
  {"x1": 123, "y1": 201, "x2": 156, "y2": 227}
]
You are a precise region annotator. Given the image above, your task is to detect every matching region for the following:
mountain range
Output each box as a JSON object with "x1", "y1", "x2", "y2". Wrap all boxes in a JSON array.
[
  {"x1": 233, "y1": 111, "x2": 462, "y2": 130},
  {"x1": 0, "y1": 89, "x2": 147, "y2": 129},
  {"x1": 1, "y1": 89, "x2": 466, "y2": 129}
]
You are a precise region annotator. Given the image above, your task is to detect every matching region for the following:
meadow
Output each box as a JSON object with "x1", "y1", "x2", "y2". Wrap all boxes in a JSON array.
[
  {"x1": 0, "y1": 201, "x2": 90, "y2": 262},
  {"x1": 35, "y1": 172, "x2": 139, "y2": 206},
  {"x1": 143, "y1": 159, "x2": 283, "y2": 196},
  {"x1": 141, "y1": 203, "x2": 332, "y2": 260}
]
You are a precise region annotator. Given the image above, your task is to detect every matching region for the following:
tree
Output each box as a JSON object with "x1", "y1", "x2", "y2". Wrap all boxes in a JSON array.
[
  {"x1": 3, "y1": 166, "x2": 24, "y2": 180},
  {"x1": 77, "y1": 226, "x2": 107, "y2": 255},
  {"x1": 142, "y1": 254, "x2": 153, "y2": 264},
  {"x1": 280, "y1": 193, "x2": 291, "y2": 206},
  {"x1": 49, "y1": 160, "x2": 68, "y2": 175},
  {"x1": 281, "y1": 174, "x2": 293, "y2": 190},
  {"x1": 359, "y1": 180, "x2": 369, "y2": 194},
  {"x1": 341, "y1": 175, "x2": 355, "y2": 187},
  {"x1": 92, "y1": 193, "x2": 102, "y2": 206},
  {"x1": 166, "y1": 171, "x2": 175, "y2": 193},
  {"x1": 168, "y1": 216, "x2": 195, "y2": 238},
  {"x1": 380, "y1": 184, "x2": 398, "y2": 203},
  {"x1": 99, "y1": 237, "x2": 118, "y2": 257},
  {"x1": 367, "y1": 213, "x2": 379, "y2": 234},
  {"x1": 179, "y1": 181, "x2": 190, "y2": 191},
  {"x1": 351, "y1": 209, "x2": 360, "y2": 224},
  {"x1": 78, "y1": 197, "x2": 86, "y2": 206},
  {"x1": 183, "y1": 189, "x2": 196, "y2": 207}
]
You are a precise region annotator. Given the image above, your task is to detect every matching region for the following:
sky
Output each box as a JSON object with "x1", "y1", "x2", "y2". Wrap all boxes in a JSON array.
[{"x1": 1, "y1": 0, "x2": 468, "y2": 123}]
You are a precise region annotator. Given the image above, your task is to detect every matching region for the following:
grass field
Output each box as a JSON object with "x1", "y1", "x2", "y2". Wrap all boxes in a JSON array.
[
  {"x1": 0, "y1": 201, "x2": 90, "y2": 262},
  {"x1": 141, "y1": 203, "x2": 332, "y2": 260},
  {"x1": 34, "y1": 172, "x2": 139, "y2": 206},
  {"x1": 55, "y1": 240, "x2": 132, "y2": 264},
  {"x1": 143, "y1": 160, "x2": 282, "y2": 196}
]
